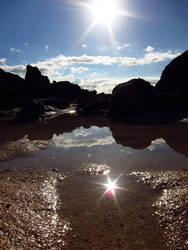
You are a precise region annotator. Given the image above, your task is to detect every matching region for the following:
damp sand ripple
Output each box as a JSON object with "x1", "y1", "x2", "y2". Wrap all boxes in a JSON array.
[
  {"x1": 0, "y1": 169, "x2": 70, "y2": 249},
  {"x1": 130, "y1": 169, "x2": 188, "y2": 249}
]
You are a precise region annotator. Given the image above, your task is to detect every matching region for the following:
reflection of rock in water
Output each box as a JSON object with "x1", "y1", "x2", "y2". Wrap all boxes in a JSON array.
[
  {"x1": 1, "y1": 115, "x2": 188, "y2": 158},
  {"x1": 109, "y1": 123, "x2": 158, "y2": 149},
  {"x1": 109, "y1": 122, "x2": 188, "y2": 157}
]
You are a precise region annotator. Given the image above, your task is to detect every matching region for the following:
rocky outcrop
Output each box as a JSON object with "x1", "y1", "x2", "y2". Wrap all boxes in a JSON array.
[
  {"x1": 0, "y1": 68, "x2": 26, "y2": 109},
  {"x1": 25, "y1": 65, "x2": 50, "y2": 97},
  {"x1": 110, "y1": 78, "x2": 157, "y2": 121},
  {"x1": 15, "y1": 99, "x2": 45, "y2": 122},
  {"x1": 156, "y1": 50, "x2": 188, "y2": 94},
  {"x1": 50, "y1": 81, "x2": 82, "y2": 101},
  {"x1": 76, "y1": 93, "x2": 111, "y2": 116}
]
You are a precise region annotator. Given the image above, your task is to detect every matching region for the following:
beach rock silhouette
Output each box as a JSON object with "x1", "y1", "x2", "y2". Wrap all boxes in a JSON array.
[
  {"x1": 50, "y1": 81, "x2": 82, "y2": 101},
  {"x1": 76, "y1": 92, "x2": 111, "y2": 116},
  {"x1": 0, "y1": 68, "x2": 25, "y2": 108},
  {"x1": 110, "y1": 78, "x2": 157, "y2": 121},
  {"x1": 25, "y1": 65, "x2": 50, "y2": 97},
  {"x1": 156, "y1": 50, "x2": 188, "y2": 94},
  {"x1": 16, "y1": 99, "x2": 45, "y2": 122}
]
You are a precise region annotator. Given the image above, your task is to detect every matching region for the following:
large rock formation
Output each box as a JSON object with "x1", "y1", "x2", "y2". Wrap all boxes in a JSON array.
[
  {"x1": 25, "y1": 65, "x2": 50, "y2": 97},
  {"x1": 50, "y1": 81, "x2": 82, "y2": 101},
  {"x1": 156, "y1": 50, "x2": 188, "y2": 94},
  {"x1": 110, "y1": 78, "x2": 157, "y2": 121},
  {"x1": 0, "y1": 68, "x2": 25, "y2": 108}
]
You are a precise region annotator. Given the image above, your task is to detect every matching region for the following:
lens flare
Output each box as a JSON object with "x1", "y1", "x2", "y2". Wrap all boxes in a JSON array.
[{"x1": 105, "y1": 178, "x2": 117, "y2": 194}]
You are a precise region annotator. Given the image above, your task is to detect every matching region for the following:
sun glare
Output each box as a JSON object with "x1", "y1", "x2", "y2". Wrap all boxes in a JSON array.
[
  {"x1": 91, "y1": 0, "x2": 118, "y2": 24},
  {"x1": 105, "y1": 178, "x2": 118, "y2": 194}
]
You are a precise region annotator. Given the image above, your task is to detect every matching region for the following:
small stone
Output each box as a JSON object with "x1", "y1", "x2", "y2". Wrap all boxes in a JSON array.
[{"x1": 5, "y1": 204, "x2": 11, "y2": 209}]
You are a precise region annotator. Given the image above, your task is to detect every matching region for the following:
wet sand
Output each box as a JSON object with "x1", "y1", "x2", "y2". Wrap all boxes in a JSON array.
[
  {"x1": 0, "y1": 168, "x2": 165, "y2": 249},
  {"x1": 0, "y1": 116, "x2": 188, "y2": 249}
]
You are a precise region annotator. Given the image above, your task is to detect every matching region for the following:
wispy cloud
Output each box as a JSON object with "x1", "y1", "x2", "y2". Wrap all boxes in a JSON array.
[
  {"x1": 116, "y1": 43, "x2": 131, "y2": 50},
  {"x1": 76, "y1": 76, "x2": 159, "y2": 93},
  {"x1": 0, "y1": 48, "x2": 180, "y2": 91},
  {"x1": 24, "y1": 42, "x2": 29, "y2": 47},
  {"x1": 145, "y1": 46, "x2": 154, "y2": 52},
  {"x1": 10, "y1": 48, "x2": 20, "y2": 53},
  {"x1": 1, "y1": 64, "x2": 26, "y2": 77},
  {"x1": 0, "y1": 58, "x2": 7, "y2": 64},
  {"x1": 82, "y1": 44, "x2": 88, "y2": 48},
  {"x1": 70, "y1": 66, "x2": 89, "y2": 74},
  {"x1": 45, "y1": 45, "x2": 49, "y2": 51}
]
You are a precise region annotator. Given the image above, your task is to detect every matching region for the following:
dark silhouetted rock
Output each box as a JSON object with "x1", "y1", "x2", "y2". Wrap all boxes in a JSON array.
[
  {"x1": 0, "y1": 68, "x2": 25, "y2": 108},
  {"x1": 110, "y1": 78, "x2": 157, "y2": 121},
  {"x1": 50, "y1": 81, "x2": 82, "y2": 101},
  {"x1": 156, "y1": 50, "x2": 188, "y2": 94},
  {"x1": 41, "y1": 98, "x2": 69, "y2": 109},
  {"x1": 25, "y1": 65, "x2": 50, "y2": 97},
  {"x1": 16, "y1": 99, "x2": 45, "y2": 122},
  {"x1": 77, "y1": 93, "x2": 111, "y2": 116}
]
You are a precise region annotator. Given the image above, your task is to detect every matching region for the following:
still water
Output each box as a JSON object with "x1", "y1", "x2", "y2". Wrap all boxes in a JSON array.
[{"x1": 1, "y1": 116, "x2": 188, "y2": 175}]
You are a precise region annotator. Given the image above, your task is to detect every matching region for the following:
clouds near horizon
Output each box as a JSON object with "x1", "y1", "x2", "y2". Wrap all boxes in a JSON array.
[{"x1": 0, "y1": 47, "x2": 180, "y2": 92}]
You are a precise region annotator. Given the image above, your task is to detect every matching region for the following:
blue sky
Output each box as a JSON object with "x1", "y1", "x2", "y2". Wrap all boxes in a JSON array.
[{"x1": 0, "y1": 0, "x2": 187, "y2": 92}]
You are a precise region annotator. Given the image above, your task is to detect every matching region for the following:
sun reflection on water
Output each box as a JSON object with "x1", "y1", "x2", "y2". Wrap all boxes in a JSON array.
[
  {"x1": 105, "y1": 177, "x2": 118, "y2": 195},
  {"x1": 97, "y1": 174, "x2": 127, "y2": 207}
]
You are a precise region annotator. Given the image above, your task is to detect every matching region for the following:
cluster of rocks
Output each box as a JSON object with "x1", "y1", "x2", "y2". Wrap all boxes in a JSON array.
[
  {"x1": 109, "y1": 50, "x2": 188, "y2": 123},
  {"x1": 0, "y1": 50, "x2": 188, "y2": 123}
]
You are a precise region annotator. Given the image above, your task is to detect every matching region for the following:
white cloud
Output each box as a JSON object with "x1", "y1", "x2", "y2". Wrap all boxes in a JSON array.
[
  {"x1": 0, "y1": 58, "x2": 7, "y2": 64},
  {"x1": 116, "y1": 43, "x2": 131, "y2": 50},
  {"x1": 148, "y1": 138, "x2": 166, "y2": 151},
  {"x1": 1, "y1": 64, "x2": 26, "y2": 77},
  {"x1": 145, "y1": 46, "x2": 154, "y2": 52},
  {"x1": 77, "y1": 76, "x2": 160, "y2": 93},
  {"x1": 24, "y1": 42, "x2": 29, "y2": 47},
  {"x1": 73, "y1": 129, "x2": 92, "y2": 137},
  {"x1": 45, "y1": 45, "x2": 49, "y2": 51},
  {"x1": 51, "y1": 133, "x2": 115, "y2": 149},
  {"x1": 82, "y1": 44, "x2": 88, "y2": 48},
  {"x1": 70, "y1": 66, "x2": 89, "y2": 74},
  {"x1": 10, "y1": 48, "x2": 16, "y2": 52},
  {"x1": 0, "y1": 48, "x2": 180, "y2": 92},
  {"x1": 10, "y1": 48, "x2": 20, "y2": 53}
]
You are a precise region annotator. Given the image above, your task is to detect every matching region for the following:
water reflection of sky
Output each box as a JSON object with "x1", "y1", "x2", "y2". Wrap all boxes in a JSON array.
[
  {"x1": 1, "y1": 126, "x2": 188, "y2": 174},
  {"x1": 51, "y1": 126, "x2": 115, "y2": 149}
]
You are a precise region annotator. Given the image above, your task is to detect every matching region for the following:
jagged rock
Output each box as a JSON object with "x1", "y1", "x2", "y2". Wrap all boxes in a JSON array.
[
  {"x1": 15, "y1": 99, "x2": 45, "y2": 122},
  {"x1": 110, "y1": 78, "x2": 157, "y2": 121},
  {"x1": 156, "y1": 50, "x2": 188, "y2": 94},
  {"x1": 25, "y1": 65, "x2": 50, "y2": 97}
]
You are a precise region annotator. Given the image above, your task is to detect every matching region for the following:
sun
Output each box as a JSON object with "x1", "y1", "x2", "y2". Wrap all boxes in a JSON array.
[{"x1": 91, "y1": 0, "x2": 118, "y2": 24}]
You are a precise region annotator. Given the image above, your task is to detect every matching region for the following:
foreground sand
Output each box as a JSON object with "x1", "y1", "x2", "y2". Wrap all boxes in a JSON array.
[{"x1": 0, "y1": 167, "x2": 187, "y2": 249}]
